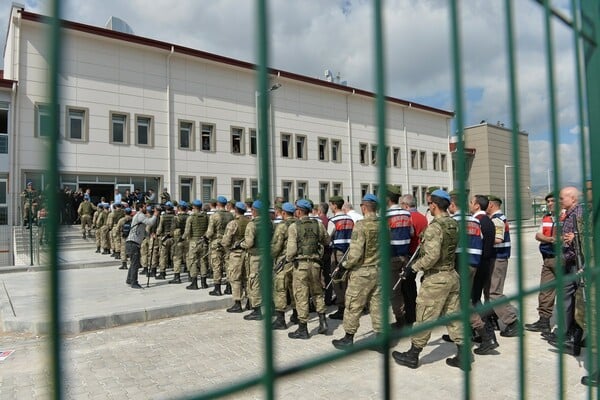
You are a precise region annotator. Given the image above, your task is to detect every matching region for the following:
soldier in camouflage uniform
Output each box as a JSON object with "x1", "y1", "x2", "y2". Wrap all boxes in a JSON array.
[
  {"x1": 156, "y1": 202, "x2": 176, "y2": 279},
  {"x1": 331, "y1": 194, "x2": 381, "y2": 349},
  {"x1": 287, "y1": 199, "x2": 330, "y2": 339},
  {"x1": 95, "y1": 204, "x2": 109, "y2": 253},
  {"x1": 177, "y1": 200, "x2": 209, "y2": 288},
  {"x1": 392, "y1": 189, "x2": 470, "y2": 370},
  {"x1": 100, "y1": 204, "x2": 116, "y2": 255},
  {"x1": 240, "y1": 200, "x2": 272, "y2": 320},
  {"x1": 221, "y1": 202, "x2": 251, "y2": 312},
  {"x1": 115, "y1": 207, "x2": 133, "y2": 270},
  {"x1": 109, "y1": 203, "x2": 125, "y2": 259},
  {"x1": 271, "y1": 202, "x2": 298, "y2": 329},
  {"x1": 77, "y1": 194, "x2": 96, "y2": 239},
  {"x1": 206, "y1": 196, "x2": 234, "y2": 296},
  {"x1": 169, "y1": 201, "x2": 190, "y2": 280}
]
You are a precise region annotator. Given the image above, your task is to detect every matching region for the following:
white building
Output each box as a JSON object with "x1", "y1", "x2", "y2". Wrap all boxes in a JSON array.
[{"x1": 2, "y1": 6, "x2": 453, "y2": 236}]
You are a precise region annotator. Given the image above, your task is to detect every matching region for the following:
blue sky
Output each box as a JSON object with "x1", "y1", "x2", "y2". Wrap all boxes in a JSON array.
[{"x1": 0, "y1": 0, "x2": 587, "y2": 194}]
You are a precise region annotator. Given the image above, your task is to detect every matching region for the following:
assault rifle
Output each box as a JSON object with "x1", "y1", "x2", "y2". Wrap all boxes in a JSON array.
[
  {"x1": 392, "y1": 244, "x2": 421, "y2": 291},
  {"x1": 572, "y1": 216, "x2": 586, "y2": 302},
  {"x1": 325, "y1": 247, "x2": 351, "y2": 290}
]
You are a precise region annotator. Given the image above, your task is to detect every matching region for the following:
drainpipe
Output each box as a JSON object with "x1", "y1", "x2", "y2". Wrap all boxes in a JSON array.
[
  {"x1": 166, "y1": 46, "x2": 174, "y2": 197},
  {"x1": 11, "y1": 10, "x2": 22, "y2": 228}
]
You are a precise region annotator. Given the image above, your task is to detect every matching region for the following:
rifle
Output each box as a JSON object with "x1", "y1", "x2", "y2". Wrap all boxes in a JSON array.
[
  {"x1": 147, "y1": 236, "x2": 155, "y2": 288},
  {"x1": 392, "y1": 244, "x2": 421, "y2": 291},
  {"x1": 325, "y1": 247, "x2": 351, "y2": 290},
  {"x1": 274, "y1": 258, "x2": 286, "y2": 274},
  {"x1": 572, "y1": 216, "x2": 586, "y2": 302}
]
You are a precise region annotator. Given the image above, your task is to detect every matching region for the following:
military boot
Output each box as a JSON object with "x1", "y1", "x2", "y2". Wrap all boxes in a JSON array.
[
  {"x1": 244, "y1": 307, "x2": 263, "y2": 321},
  {"x1": 102, "y1": 248, "x2": 111, "y2": 255},
  {"x1": 582, "y1": 371, "x2": 600, "y2": 386},
  {"x1": 271, "y1": 311, "x2": 287, "y2": 330},
  {"x1": 227, "y1": 301, "x2": 243, "y2": 313},
  {"x1": 155, "y1": 271, "x2": 166, "y2": 280},
  {"x1": 114, "y1": 252, "x2": 121, "y2": 260},
  {"x1": 95, "y1": 246, "x2": 101, "y2": 253},
  {"x1": 318, "y1": 313, "x2": 328, "y2": 335},
  {"x1": 200, "y1": 276, "x2": 209, "y2": 289},
  {"x1": 168, "y1": 273, "x2": 181, "y2": 284},
  {"x1": 209, "y1": 284, "x2": 222, "y2": 296},
  {"x1": 288, "y1": 322, "x2": 310, "y2": 339},
  {"x1": 525, "y1": 317, "x2": 550, "y2": 333},
  {"x1": 149, "y1": 267, "x2": 157, "y2": 278},
  {"x1": 500, "y1": 320, "x2": 520, "y2": 337},
  {"x1": 328, "y1": 306, "x2": 345, "y2": 320},
  {"x1": 82, "y1": 232, "x2": 86, "y2": 239},
  {"x1": 548, "y1": 325, "x2": 584, "y2": 356},
  {"x1": 446, "y1": 345, "x2": 473, "y2": 370},
  {"x1": 140, "y1": 267, "x2": 148, "y2": 275},
  {"x1": 224, "y1": 282, "x2": 232, "y2": 295},
  {"x1": 332, "y1": 333, "x2": 354, "y2": 349},
  {"x1": 473, "y1": 326, "x2": 499, "y2": 355},
  {"x1": 392, "y1": 344, "x2": 422, "y2": 369},
  {"x1": 119, "y1": 261, "x2": 127, "y2": 270},
  {"x1": 186, "y1": 276, "x2": 199, "y2": 290},
  {"x1": 289, "y1": 309, "x2": 299, "y2": 324}
]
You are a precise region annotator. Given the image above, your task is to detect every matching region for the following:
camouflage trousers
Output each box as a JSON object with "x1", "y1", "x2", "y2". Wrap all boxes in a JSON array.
[
  {"x1": 292, "y1": 260, "x2": 325, "y2": 324},
  {"x1": 100, "y1": 225, "x2": 111, "y2": 250},
  {"x1": 95, "y1": 227, "x2": 102, "y2": 248},
  {"x1": 273, "y1": 262, "x2": 295, "y2": 312},
  {"x1": 111, "y1": 228, "x2": 121, "y2": 252},
  {"x1": 226, "y1": 249, "x2": 247, "y2": 301},
  {"x1": 172, "y1": 239, "x2": 188, "y2": 273},
  {"x1": 186, "y1": 240, "x2": 207, "y2": 278},
  {"x1": 342, "y1": 266, "x2": 381, "y2": 335},
  {"x1": 411, "y1": 269, "x2": 463, "y2": 348},
  {"x1": 80, "y1": 215, "x2": 92, "y2": 236},
  {"x1": 120, "y1": 236, "x2": 129, "y2": 263},
  {"x1": 141, "y1": 237, "x2": 159, "y2": 268},
  {"x1": 247, "y1": 254, "x2": 262, "y2": 308},
  {"x1": 209, "y1": 240, "x2": 227, "y2": 284},
  {"x1": 158, "y1": 237, "x2": 173, "y2": 272}
]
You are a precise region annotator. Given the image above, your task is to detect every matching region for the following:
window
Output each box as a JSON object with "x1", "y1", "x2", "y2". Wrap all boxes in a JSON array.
[
  {"x1": 282, "y1": 180, "x2": 293, "y2": 202},
  {"x1": 433, "y1": 152, "x2": 440, "y2": 171},
  {"x1": 441, "y1": 153, "x2": 448, "y2": 171},
  {"x1": 296, "y1": 135, "x2": 307, "y2": 160},
  {"x1": 180, "y1": 177, "x2": 194, "y2": 203},
  {"x1": 66, "y1": 107, "x2": 87, "y2": 141},
  {"x1": 201, "y1": 178, "x2": 215, "y2": 203},
  {"x1": 420, "y1": 151, "x2": 427, "y2": 170},
  {"x1": 250, "y1": 179, "x2": 259, "y2": 200},
  {"x1": 0, "y1": 179, "x2": 6, "y2": 224},
  {"x1": 319, "y1": 182, "x2": 329, "y2": 203},
  {"x1": 360, "y1": 143, "x2": 368, "y2": 165},
  {"x1": 412, "y1": 186, "x2": 419, "y2": 204},
  {"x1": 201, "y1": 124, "x2": 215, "y2": 152},
  {"x1": 35, "y1": 103, "x2": 51, "y2": 138},
  {"x1": 179, "y1": 120, "x2": 194, "y2": 150},
  {"x1": 360, "y1": 184, "x2": 369, "y2": 198},
  {"x1": 318, "y1": 138, "x2": 328, "y2": 161},
  {"x1": 421, "y1": 186, "x2": 428, "y2": 206},
  {"x1": 373, "y1": 184, "x2": 379, "y2": 196},
  {"x1": 281, "y1": 133, "x2": 292, "y2": 158},
  {"x1": 331, "y1": 139, "x2": 341, "y2": 163},
  {"x1": 332, "y1": 182, "x2": 342, "y2": 198},
  {"x1": 0, "y1": 104, "x2": 8, "y2": 154},
  {"x1": 135, "y1": 115, "x2": 153, "y2": 146},
  {"x1": 110, "y1": 112, "x2": 128, "y2": 144},
  {"x1": 232, "y1": 179, "x2": 245, "y2": 201},
  {"x1": 231, "y1": 127, "x2": 244, "y2": 154},
  {"x1": 297, "y1": 181, "x2": 307, "y2": 200},
  {"x1": 371, "y1": 144, "x2": 378, "y2": 165},
  {"x1": 249, "y1": 129, "x2": 257, "y2": 155},
  {"x1": 410, "y1": 150, "x2": 418, "y2": 169},
  {"x1": 392, "y1": 147, "x2": 400, "y2": 168}
]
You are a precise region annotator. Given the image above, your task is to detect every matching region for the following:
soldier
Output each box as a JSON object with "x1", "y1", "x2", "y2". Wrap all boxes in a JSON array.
[
  {"x1": 169, "y1": 201, "x2": 190, "y2": 281},
  {"x1": 392, "y1": 189, "x2": 470, "y2": 370},
  {"x1": 178, "y1": 199, "x2": 209, "y2": 288},
  {"x1": 109, "y1": 203, "x2": 125, "y2": 259},
  {"x1": 287, "y1": 199, "x2": 330, "y2": 339},
  {"x1": 101, "y1": 203, "x2": 116, "y2": 255},
  {"x1": 115, "y1": 207, "x2": 133, "y2": 270},
  {"x1": 125, "y1": 204, "x2": 159, "y2": 289},
  {"x1": 21, "y1": 180, "x2": 39, "y2": 228},
  {"x1": 144, "y1": 205, "x2": 160, "y2": 278},
  {"x1": 327, "y1": 195, "x2": 354, "y2": 320},
  {"x1": 160, "y1": 187, "x2": 171, "y2": 204},
  {"x1": 206, "y1": 196, "x2": 234, "y2": 296},
  {"x1": 271, "y1": 202, "x2": 298, "y2": 329},
  {"x1": 243, "y1": 197, "x2": 254, "y2": 219},
  {"x1": 331, "y1": 194, "x2": 380, "y2": 348},
  {"x1": 156, "y1": 201, "x2": 176, "y2": 279},
  {"x1": 240, "y1": 200, "x2": 272, "y2": 320},
  {"x1": 221, "y1": 202, "x2": 251, "y2": 311},
  {"x1": 95, "y1": 204, "x2": 109, "y2": 253},
  {"x1": 77, "y1": 193, "x2": 96, "y2": 239}
]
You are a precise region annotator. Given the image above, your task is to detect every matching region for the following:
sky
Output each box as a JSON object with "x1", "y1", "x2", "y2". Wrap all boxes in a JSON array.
[{"x1": 0, "y1": 0, "x2": 587, "y2": 196}]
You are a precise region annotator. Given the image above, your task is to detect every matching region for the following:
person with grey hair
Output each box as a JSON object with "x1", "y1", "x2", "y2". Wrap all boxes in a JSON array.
[{"x1": 342, "y1": 202, "x2": 363, "y2": 223}]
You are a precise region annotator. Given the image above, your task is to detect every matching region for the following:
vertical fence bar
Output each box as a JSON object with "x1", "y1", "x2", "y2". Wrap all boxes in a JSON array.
[
  {"x1": 503, "y1": 2, "x2": 526, "y2": 399},
  {"x1": 372, "y1": 1, "x2": 392, "y2": 398},
  {"x1": 255, "y1": 1, "x2": 275, "y2": 399},
  {"x1": 48, "y1": 0, "x2": 64, "y2": 399}
]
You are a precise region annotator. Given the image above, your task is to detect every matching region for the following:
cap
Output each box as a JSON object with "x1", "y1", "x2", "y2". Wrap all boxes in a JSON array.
[
  {"x1": 208, "y1": 198, "x2": 217, "y2": 204},
  {"x1": 217, "y1": 196, "x2": 227, "y2": 204},
  {"x1": 245, "y1": 197, "x2": 254, "y2": 204},
  {"x1": 448, "y1": 189, "x2": 459, "y2": 197},
  {"x1": 362, "y1": 193, "x2": 378, "y2": 203},
  {"x1": 386, "y1": 184, "x2": 401, "y2": 195},
  {"x1": 179, "y1": 200, "x2": 187, "y2": 208},
  {"x1": 431, "y1": 189, "x2": 451, "y2": 202},
  {"x1": 192, "y1": 199, "x2": 203, "y2": 208},
  {"x1": 282, "y1": 202, "x2": 296, "y2": 214},
  {"x1": 427, "y1": 186, "x2": 440, "y2": 195},
  {"x1": 252, "y1": 200, "x2": 262, "y2": 209},
  {"x1": 274, "y1": 202, "x2": 283, "y2": 210},
  {"x1": 235, "y1": 201, "x2": 246, "y2": 211},
  {"x1": 296, "y1": 199, "x2": 312, "y2": 211},
  {"x1": 487, "y1": 195, "x2": 502, "y2": 205},
  {"x1": 165, "y1": 201, "x2": 173, "y2": 207},
  {"x1": 329, "y1": 195, "x2": 344, "y2": 203}
]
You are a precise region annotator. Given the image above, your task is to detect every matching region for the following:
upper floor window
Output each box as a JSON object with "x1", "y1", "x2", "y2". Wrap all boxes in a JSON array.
[
  {"x1": 231, "y1": 127, "x2": 244, "y2": 154},
  {"x1": 433, "y1": 152, "x2": 440, "y2": 171},
  {"x1": 296, "y1": 135, "x2": 307, "y2": 160},
  {"x1": 318, "y1": 138, "x2": 328, "y2": 161},
  {"x1": 35, "y1": 103, "x2": 51, "y2": 138},
  {"x1": 201, "y1": 124, "x2": 215, "y2": 152},
  {"x1": 179, "y1": 120, "x2": 194, "y2": 150},
  {"x1": 359, "y1": 143, "x2": 368, "y2": 165},
  {"x1": 441, "y1": 153, "x2": 448, "y2": 171},
  {"x1": 135, "y1": 115, "x2": 153, "y2": 146},
  {"x1": 419, "y1": 151, "x2": 427, "y2": 170},
  {"x1": 281, "y1": 133, "x2": 292, "y2": 158},
  {"x1": 371, "y1": 144, "x2": 378, "y2": 165},
  {"x1": 0, "y1": 104, "x2": 8, "y2": 154},
  {"x1": 110, "y1": 112, "x2": 128, "y2": 144},
  {"x1": 331, "y1": 139, "x2": 341, "y2": 163},
  {"x1": 66, "y1": 107, "x2": 88, "y2": 141},
  {"x1": 410, "y1": 150, "x2": 418, "y2": 169},
  {"x1": 392, "y1": 147, "x2": 400, "y2": 168}
]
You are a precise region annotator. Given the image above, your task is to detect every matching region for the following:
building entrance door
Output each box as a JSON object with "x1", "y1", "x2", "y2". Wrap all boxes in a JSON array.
[{"x1": 79, "y1": 184, "x2": 114, "y2": 205}]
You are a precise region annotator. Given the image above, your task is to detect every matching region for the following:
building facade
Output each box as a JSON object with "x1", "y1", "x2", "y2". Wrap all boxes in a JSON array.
[{"x1": 3, "y1": 6, "x2": 454, "y2": 222}]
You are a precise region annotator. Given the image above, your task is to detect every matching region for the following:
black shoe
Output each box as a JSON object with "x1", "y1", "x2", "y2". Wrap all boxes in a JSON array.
[
  {"x1": 582, "y1": 371, "x2": 600, "y2": 386},
  {"x1": 332, "y1": 333, "x2": 354, "y2": 349},
  {"x1": 209, "y1": 284, "x2": 223, "y2": 296},
  {"x1": 288, "y1": 323, "x2": 310, "y2": 339},
  {"x1": 224, "y1": 283, "x2": 232, "y2": 295},
  {"x1": 318, "y1": 313, "x2": 328, "y2": 335},
  {"x1": 119, "y1": 262, "x2": 128, "y2": 270},
  {"x1": 392, "y1": 345, "x2": 422, "y2": 369},
  {"x1": 227, "y1": 301, "x2": 243, "y2": 313},
  {"x1": 126, "y1": 279, "x2": 131, "y2": 285},
  {"x1": 200, "y1": 276, "x2": 209, "y2": 289},
  {"x1": 244, "y1": 307, "x2": 263, "y2": 321},
  {"x1": 168, "y1": 273, "x2": 181, "y2": 284},
  {"x1": 525, "y1": 317, "x2": 551, "y2": 333},
  {"x1": 131, "y1": 282, "x2": 143, "y2": 289},
  {"x1": 140, "y1": 267, "x2": 148, "y2": 276},
  {"x1": 289, "y1": 309, "x2": 299, "y2": 324},
  {"x1": 186, "y1": 277, "x2": 199, "y2": 290},
  {"x1": 548, "y1": 339, "x2": 582, "y2": 356},
  {"x1": 95, "y1": 247, "x2": 101, "y2": 253},
  {"x1": 156, "y1": 272, "x2": 167, "y2": 280},
  {"x1": 500, "y1": 320, "x2": 519, "y2": 337},
  {"x1": 115, "y1": 252, "x2": 121, "y2": 260},
  {"x1": 446, "y1": 345, "x2": 473, "y2": 371},
  {"x1": 271, "y1": 311, "x2": 287, "y2": 330},
  {"x1": 102, "y1": 249, "x2": 110, "y2": 255},
  {"x1": 328, "y1": 307, "x2": 345, "y2": 320}
]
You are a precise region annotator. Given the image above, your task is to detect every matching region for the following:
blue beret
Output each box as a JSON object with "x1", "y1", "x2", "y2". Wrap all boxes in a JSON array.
[
  {"x1": 125, "y1": 207, "x2": 132, "y2": 213},
  {"x1": 165, "y1": 201, "x2": 173, "y2": 207},
  {"x1": 192, "y1": 199, "x2": 203, "y2": 207},
  {"x1": 104, "y1": 204, "x2": 111, "y2": 209},
  {"x1": 282, "y1": 202, "x2": 296, "y2": 213},
  {"x1": 362, "y1": 194, "x2": 378, "y2": 203},
  {"x1": 217, "y1": 195, "x2": 227, "y2": 204},
  {"x1": 235, "y1": 201, "x2": 246, "y2": 211},
  {"x1": 431, "y1": 189, "x2": 451, "y2": 202},
  {"x1": 179, "y1": 200, "x2": 187, "y2": 207},
  {"x1": 296, "y1": 199, "x2": 312, "y2": 210},
  {"x1": 252, "y1": 200, "x2": 262, "y2": 209}
]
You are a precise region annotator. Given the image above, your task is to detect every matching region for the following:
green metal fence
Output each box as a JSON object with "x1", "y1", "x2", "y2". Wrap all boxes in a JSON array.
[{"x1": 43, "y1": 1, "x2": 600, "y2": 399}]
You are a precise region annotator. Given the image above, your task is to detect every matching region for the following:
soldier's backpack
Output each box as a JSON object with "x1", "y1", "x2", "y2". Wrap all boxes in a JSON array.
[{"x1": 122, "y1": 219, "x2": 132, "y2": 238}]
